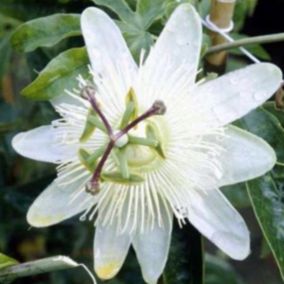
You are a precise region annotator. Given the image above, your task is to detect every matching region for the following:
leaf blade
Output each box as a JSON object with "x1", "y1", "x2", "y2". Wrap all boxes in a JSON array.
[
  {"x1": 11, "y1": 13, "x2": 81, "y2": 52},
  {"x1": 21, "y1": 47, "x2": 89, "y2": 101},
  {"x1": 247, "y1": 168, "x2": 284, "y2": 280},
  {"x1": 0, "y1": 253, "x2": 18, "y2": 270}
]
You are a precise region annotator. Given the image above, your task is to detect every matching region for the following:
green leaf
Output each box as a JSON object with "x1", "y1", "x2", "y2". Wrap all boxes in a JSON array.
[
  {"x1": 233, "y1": 0, "x2": 249, "y2": 31},
  {"x1": 247, "y1": 0, "x2": 258, "y2": 16},
  {"x1": 21, "y1": 47, "x2": 89, "y2": 100},
  {"x1": 137, "y1": 0, "x2": 166, "y2": 28},
  {"x1": 118, "y1": 21, "x2": 154, "y2": 60},
  {"x1": 11, "y1": 13, "x2": 81, "y2": 52},
  {"x1": 0, "y1": 33, "x2": 12, "y2": 78},
  {"x1": 0, "y1": 256, "x2": 79, "y2": 282},
  {"x1": 164, "y1": 0, "x2": 197, "y2": 20},
  {"x1": 0, "y1": 253, "x2": 18, "y2": 269},
  {"x1": 0, "y1": 12, "x2": 21, "y2": 36},
  {"x1": 263, "y1": 102, "x2": 284, "y2": 128},
  {"x1": 222, "y1": 183, "x2": 251, "y2": 209},
  {"x1": 92, "y1": 0, "x2": 135, "y2": 24},
  {"x1": 235, "y1": 108, "x2": 284, "y2": 164},
  {"x1": 0, "y1": 101, "x2": 18, "y2": 133},
  {"x1": 226, "y1": 57, "x2": 248, "y2": 72},
  {"x1": 247, "y1": 167, "x2": 284, "y2": 280},
  {"x1": 205, "y1": 254, "x2": 244, "y2": 284},
  {"x1": 198, "y1": 0, "x2": 211, "y2": 18},
  {"x1": 163, "y1": 223, "x2": 204, "y2": 284},
  {"x1": 93, "y1": 0, "x2": 163, "y2": 61}
]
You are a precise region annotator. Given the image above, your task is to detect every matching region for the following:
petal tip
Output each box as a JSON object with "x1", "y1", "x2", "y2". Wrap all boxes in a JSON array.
[
  {"x1": 213, "y1": 222, "x2": 251, "y2": 260},
  {"x1": 95, "y1": 262, "x2": 121, "y2": 280},
  {"x1": 81, "y1": 6, "x2": 103, "y2": 19},
  {"x1": 11, "y1": 132, "x2": 24, "y2": 154},
  {"x1": 27, "y1": 206, "x2": 64, "y2": 228}
]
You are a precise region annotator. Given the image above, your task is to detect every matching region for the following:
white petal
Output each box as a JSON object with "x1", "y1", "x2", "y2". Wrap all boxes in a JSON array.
[
  {"x1": 94, "y1": 224, "x2": 131, "y2": 280},
  {"x1": 140, "y1": 4, "x2": 202, "y2": 103},
  {"x1": 81, "y1": 7, "x2": 137, "y2": 99},
  {"x1": 12, "y1": 126, "x2": 76, "y2": 164},
  {"x1": 132, "y1": 204, "x2": 173, "y2": 284},
  {"x1": 219, "y1": 125, "x2": 276, "y2": 186},
  {"x1": 50, "y1": 92, "x2": 89, "y2": 108},
  {"x1": 187, "y1": 188, "x2": 250, "y2": 260},
  {"x1": 193, "y1": 63, "x2": 282, "y2": 128},
  {"x1": 27, "y1": 173, "x2": 93, "y2": 227}
]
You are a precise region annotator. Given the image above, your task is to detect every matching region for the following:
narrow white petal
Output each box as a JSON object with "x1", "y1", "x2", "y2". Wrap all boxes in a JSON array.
[
  {"x1": 81, "y1": 7, "x2": 137, "y2": 100},
  {"x1": 94, "y1": 224, "x2": 131, "y2": 280},
  {"x1": 27, "y1": 173, "x2": 93, "y2": 227},
  {"x1": 140, "y1": 4, "x2": 202, "y2": 104},
  {"x1": 193, "y1": 63, "x2": 282, "y2": 127},
  {"x1": 12, "y1": 126, "x2": 76, "y2": 164},
  {"x1": 187, "y1": 188, "x2": 250, "y2": 260},
  {"x1": 132, "y1": 204, "x2": 173, "y2": 284},
  {"x1": 219, "y1": 125, "x2": 276, "y2": 186}
]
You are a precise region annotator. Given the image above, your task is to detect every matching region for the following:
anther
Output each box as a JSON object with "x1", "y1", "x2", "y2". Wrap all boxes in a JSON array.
[
  {"x1": 85, "y1": 180, "x2": 100, "y2": 195},
  {"x1": 152, "y1": 100, "x2": 166, "y2": 115},
  {"x1": 81, "y1": 85, "x2": 96, "y2": 100}
]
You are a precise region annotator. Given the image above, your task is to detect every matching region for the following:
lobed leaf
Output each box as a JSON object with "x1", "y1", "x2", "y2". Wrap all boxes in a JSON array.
[
  {"x1": 92, "y1": 0, "x2": 166, "y2": 61},
  {"x1": 92, "y1": 0, "x2": 135, "y2": 24},
  {"x1": 136, "y1": 0, "x2": 166, "y2": 28}
]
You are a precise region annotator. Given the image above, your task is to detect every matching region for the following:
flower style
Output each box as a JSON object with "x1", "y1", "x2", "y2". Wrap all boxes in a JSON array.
[{"x1": 12, "y1": 4, "x2": 282, "y2": 284}]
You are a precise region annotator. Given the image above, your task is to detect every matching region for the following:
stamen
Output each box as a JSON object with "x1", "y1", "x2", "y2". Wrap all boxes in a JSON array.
[
  {"x1": 128, "y1": 135, "x2": 159, "y2": 148},
  {"x1": 113, "y1": 148, "x2": 129, "y2": 179}
]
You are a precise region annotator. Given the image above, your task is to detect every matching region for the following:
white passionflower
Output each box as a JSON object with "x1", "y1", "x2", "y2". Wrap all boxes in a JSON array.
[{"x1": 12, "y1": 4, "x2": 282, "y2": 284}]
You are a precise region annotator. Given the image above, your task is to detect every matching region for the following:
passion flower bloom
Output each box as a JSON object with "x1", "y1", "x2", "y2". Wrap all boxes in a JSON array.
[{"x1": 12, "y1": 4, "x2": 282, "y2": 284}]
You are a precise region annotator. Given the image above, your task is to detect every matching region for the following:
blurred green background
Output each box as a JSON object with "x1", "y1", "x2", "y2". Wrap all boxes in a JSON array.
[{"x1": 1, "y1": 0, "x2": 284, "y2": 283}]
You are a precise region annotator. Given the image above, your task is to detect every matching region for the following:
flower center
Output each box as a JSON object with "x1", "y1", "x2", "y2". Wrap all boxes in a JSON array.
[{"x1": 79, "y1": 85, "x2": 167, "y2": 195}]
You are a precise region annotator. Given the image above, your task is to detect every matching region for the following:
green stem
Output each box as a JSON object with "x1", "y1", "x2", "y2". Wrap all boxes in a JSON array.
[{"x1": 206, "y1": 32, "x2": 284, "y2": 54}]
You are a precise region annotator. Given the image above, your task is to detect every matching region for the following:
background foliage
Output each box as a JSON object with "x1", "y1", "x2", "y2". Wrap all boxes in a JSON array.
[{"x1": 0, "y1": 0, "x2": 284, "y2": 283}]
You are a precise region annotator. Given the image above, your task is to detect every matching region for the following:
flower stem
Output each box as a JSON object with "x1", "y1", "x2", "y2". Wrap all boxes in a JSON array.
[{"x1": 206, "y1": 32, "x2": 284, "y2": 54}]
